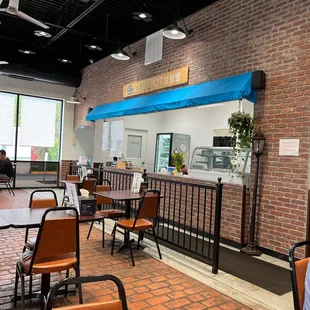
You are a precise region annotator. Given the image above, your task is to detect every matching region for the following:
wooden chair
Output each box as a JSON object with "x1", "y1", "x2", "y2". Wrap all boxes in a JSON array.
[
  {"x1": 81, "y1": 176, "x2": 97, "y2": 196},
  {"x1": 289, "y1": 241, "x2": 310, "y2": 310},
  {"x1": 0, "y1": 164, "x2": 16, "y2": 196},
  {"x1": 45, "y1": 274, "x2": 127, "y2": 310},
  {"x1": 24, "y1": 190, "x2": 58, "y2": 250},
  {"x1": 14, "y1": 207, "x2": 82, "y2": 309},
  {"x1": 111, "y1": 190, "x2": 162, "y2": 266},
  {"x1": 87, "y1": 180, "x2": 125, "y2": 247},
  {"x1": 63, "y1": 173, "x2": 79, "y2": 195}
]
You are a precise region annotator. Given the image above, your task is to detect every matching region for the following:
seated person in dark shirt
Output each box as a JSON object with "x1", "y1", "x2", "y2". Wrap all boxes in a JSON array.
[{"x1": 0, "y1": 150, "x2": 13, "y2": 181}]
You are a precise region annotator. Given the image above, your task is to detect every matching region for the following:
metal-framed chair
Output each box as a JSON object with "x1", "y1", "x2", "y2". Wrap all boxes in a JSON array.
[
  {"x1": 14, "y1": 207, "x2": 82, "y2": 309},
  {"x1": 87, "y1": 180, "x2": 125, "y2": 246},
  {"x1": 63, "y1": 173, "x2": 80, "y2": 195},
  {"x1": 111, "y1": 189, "x2": 162, "y2": 266},
  {"x1": 81, "y1": 176, "x2": 97, "y2": 196},
  {"x1": 289, "y1": 240, "x2": 310, "y2": 310},
  {"x1": 45, "y1": 274, "x2": 128, "y2": 310},
  {"x1": 24, "y1": 189, "x2": 58, "y2": 250},
  {"x1": 0, "y1": 163, "x2": 16, "y2": 196}
]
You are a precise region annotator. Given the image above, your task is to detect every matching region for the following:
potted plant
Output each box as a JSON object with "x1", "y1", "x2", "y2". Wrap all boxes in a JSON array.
[
  {"x1": 228, "y1": 110, "x2": 254, "y2": 176},
  {"x1": 172, "y1": 152, "x2": 185, "y2": 176}
]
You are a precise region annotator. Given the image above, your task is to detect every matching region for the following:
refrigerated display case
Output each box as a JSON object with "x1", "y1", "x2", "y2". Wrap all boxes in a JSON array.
[
  {"x1": 154, "y1": 133, "x2": 191, "y2": 173},
  {"x1": 189, "y1": 146, "x2": 251, "y2": 186}
]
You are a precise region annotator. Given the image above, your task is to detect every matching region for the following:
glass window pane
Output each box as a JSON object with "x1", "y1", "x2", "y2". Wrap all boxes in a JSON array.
[
  {"x1": 0, "y1": 92, "x2": 17, "y2": 159},
  {"x1": 127, "y1": 135, "x2": 142, "y2": 158},
  {"x1": 17, "y1": 95, "x2": 61, "y2": 161}
]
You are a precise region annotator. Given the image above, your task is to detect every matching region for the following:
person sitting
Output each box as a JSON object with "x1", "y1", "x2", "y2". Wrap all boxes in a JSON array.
[{"x1": 0, "y1": 150, "x2": 13, "y2": 181}]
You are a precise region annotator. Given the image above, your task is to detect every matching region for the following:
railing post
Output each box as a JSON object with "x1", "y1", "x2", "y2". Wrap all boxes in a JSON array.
[
  {"x1": 69, "y1": 161, "x2": 73, "y2": 175},
  {"x1": 212, "y1": 177, "x2": 223, "y2": 274},
  {"x1": 98, "y1": 164, "x2": 103, "y2": 185}
]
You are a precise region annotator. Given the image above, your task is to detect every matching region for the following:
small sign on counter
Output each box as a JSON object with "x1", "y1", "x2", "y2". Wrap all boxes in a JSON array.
[{"x1": 279, "y1": 139, "x2": 299, "y2": 156}]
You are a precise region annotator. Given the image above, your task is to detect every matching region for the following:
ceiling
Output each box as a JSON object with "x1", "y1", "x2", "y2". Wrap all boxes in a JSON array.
[{"x1": 0, "y1": 0, "x2": 216, "y2": 83}]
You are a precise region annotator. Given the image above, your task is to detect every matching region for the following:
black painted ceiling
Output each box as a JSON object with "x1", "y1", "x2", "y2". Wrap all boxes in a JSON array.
[{"x1": 0, "y1": 0, "x2": 216, "y2": 74}]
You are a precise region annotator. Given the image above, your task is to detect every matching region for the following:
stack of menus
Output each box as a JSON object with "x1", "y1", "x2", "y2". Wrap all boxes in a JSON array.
[{"x1": 131, "y1": 173, "x2": 143, "y2": 193}]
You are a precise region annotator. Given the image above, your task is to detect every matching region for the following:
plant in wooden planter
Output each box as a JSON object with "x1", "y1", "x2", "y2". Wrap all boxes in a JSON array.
[{"x1": 228, "y1": 111, "x2": 254, "y2": 176}]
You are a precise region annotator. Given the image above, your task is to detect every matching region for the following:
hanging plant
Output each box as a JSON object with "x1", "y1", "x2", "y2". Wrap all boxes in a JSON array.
[{"x1": 228, "y1": 110, "x2": 254, "y2": 175}]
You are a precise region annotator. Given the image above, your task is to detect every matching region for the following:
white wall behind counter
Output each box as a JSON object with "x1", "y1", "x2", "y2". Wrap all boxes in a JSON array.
[
  {"x1": 0, "y1": 75, "x2": 82, "y2": 161},
  {"x1": 93, "y1": 99, "x2": 254, "y2": 171},
  {"x1": 94, "y1": 113, "x2": 163, "y2": 170}
]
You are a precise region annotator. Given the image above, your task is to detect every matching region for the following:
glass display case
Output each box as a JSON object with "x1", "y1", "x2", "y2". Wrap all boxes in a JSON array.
[{"x1": 190, "y1": 147, "x2": 251, "y2": 176}]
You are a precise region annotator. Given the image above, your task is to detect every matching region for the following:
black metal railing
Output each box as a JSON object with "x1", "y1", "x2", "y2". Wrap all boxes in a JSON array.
[{"x1": 102, "y1": 169, "x2": 223, "y2": 274}]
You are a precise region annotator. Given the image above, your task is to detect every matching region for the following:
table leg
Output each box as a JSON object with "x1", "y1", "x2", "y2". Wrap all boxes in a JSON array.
[
  {"x1": 102, "y1": 219, "x2": 105, "y2": 248},
  {"x1": 41, "y1": 273, "x2": 51, "y2": 297}
]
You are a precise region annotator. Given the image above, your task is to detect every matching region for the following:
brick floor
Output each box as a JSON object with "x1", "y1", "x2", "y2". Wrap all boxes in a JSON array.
[{"x1": 0, "y1": 190, "x2": 249, "y2": 309}]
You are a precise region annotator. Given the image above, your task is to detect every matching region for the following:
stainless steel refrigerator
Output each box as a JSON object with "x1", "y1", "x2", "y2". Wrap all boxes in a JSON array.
[{"x1": 154, "y1": 133, "x2": 191, "y2": 173}]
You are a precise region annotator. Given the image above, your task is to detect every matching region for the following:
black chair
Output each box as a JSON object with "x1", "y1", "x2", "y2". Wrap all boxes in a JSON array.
[
  {"x1": 0, "y1": 164, "x2": 16, "y2": 196},
  {"x1": 45, "y1": 275, "x2": 128, "y2": 310},
  {"x1": 289, "y1": 240, "x2": 310, "y2": 310}
]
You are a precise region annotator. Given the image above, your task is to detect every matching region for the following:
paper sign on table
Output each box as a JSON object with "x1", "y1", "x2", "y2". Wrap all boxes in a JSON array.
[
  {"x1": 131, "y1": 173, "x2": 143, "y2": 193},
  {"x1": 65, "y1": 182, "x2": 80, "y2": 214}
]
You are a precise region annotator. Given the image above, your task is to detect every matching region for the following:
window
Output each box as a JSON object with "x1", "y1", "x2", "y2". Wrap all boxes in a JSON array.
[
  {"x1": 127, "y1": 135, "x2": 142, "y2": 158},
  {"x1": 0, "y1": 93, "x2": 17, "y2": 159},
  {"x1": 17, "y1": 95, "x2": 61, "y2": 161}
]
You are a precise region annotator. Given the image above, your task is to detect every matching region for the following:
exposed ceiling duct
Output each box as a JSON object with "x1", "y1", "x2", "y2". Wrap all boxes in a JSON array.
[{"x1": 0, "y1": 63, "x2": 82, "y2": 87}]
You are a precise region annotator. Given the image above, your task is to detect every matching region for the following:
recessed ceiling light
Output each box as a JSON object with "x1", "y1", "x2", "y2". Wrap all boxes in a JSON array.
[
  {"x1": 85, "y1": 44, "x2": 102, "y2": 51},
  {"x1": 58, "y1": 58, "x2": 72, "y2": 64},
  {"x1": 34, "y1": 30, "x2": 52, "y2": 38},
  {"x1": 19, "y1": 50, "x2": 35, "y2": 55},
  {"x1": 132, "y1": 12, "x2": 153, "y2": 22}
]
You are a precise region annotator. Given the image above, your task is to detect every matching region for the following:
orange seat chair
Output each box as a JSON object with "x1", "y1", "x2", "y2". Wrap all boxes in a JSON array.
[
  {"x1": 25, "y1": 189, "x2": 58, "y2": 250},
  {"x1": 87, "y1": 180, "x2": 125, "y2": 247},
  {"x1": 111, "y1": 189, "x2": 162, "y2": 266},
  {"x1": 289, "y1": 240, "x2": 310, "y2": 310},
  {"x1": 45, "y1": 274, "x2": 127, "y2": 310},
  {"x1": 14, "y1": 207, "x2": 82, "y2": 309}
]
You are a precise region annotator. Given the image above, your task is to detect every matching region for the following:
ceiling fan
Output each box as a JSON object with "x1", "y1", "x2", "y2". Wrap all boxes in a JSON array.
[{"x1": 0, "y1": 0, "x2": 49, "y2": 29}]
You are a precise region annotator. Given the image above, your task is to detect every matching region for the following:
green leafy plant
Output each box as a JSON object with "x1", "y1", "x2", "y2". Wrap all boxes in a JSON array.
[
  {"x1": 228, "y1": 111, "x2": 254, "y2": 175},
  {"x1": 172, "y1": 152, "x2": 185, "y2": 173}
]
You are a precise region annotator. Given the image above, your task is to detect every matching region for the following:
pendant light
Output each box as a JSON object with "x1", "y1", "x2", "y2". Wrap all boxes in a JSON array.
[
  {"x1": 66, "y1": 90, "x2": 86, "y2": 104},
  {"x1": 110, "y1": 45, "x2": 136, "y2": 61},
  {"x1": 163, "y1": 23, "x2": 186, "y2": 39},
  {"x1": 163, "y1": 18, "x2": 193, "y2": 40},
  {"x1": 111, "y1": 48, "x2": 130, "y2": 61}
]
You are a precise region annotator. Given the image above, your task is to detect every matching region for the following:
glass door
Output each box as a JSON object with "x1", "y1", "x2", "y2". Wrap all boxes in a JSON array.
[
  {"x1": 0, "y1": 91, "x2": 62, "y2": 188},
  {"x1": 154, "y1": 133, "x2": 171, "y2": 172}
]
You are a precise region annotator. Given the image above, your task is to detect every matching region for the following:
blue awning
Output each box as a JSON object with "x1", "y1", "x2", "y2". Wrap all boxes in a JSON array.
[{"x1": 86, "y1": 71, "x2": 257, "y2": 121}]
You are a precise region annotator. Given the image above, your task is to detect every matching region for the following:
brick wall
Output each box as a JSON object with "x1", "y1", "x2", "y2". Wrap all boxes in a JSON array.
[{"x1": 75, "y1": 0, "x2": 310, "y2": 255}]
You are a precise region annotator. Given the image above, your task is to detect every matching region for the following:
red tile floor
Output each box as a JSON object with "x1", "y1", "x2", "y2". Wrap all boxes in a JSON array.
[{"x1": 0, "y1": 190, "x2": 249, "y2": 309}]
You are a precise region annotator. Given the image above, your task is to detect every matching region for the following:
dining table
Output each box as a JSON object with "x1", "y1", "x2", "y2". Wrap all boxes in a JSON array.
[{"x1": 0, "y1": 207, "x2": 105, "y2": 300}]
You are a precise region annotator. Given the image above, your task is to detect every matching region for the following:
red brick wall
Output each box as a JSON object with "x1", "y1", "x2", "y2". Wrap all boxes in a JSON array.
[{"x1": 75, "y1": 0, "x2": 310, "y2": 255}]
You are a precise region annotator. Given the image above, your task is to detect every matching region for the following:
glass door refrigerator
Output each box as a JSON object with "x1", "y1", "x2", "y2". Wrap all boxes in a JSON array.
[{"x1": 154, "y1": 133, "x2": 191, "y2": 173}]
